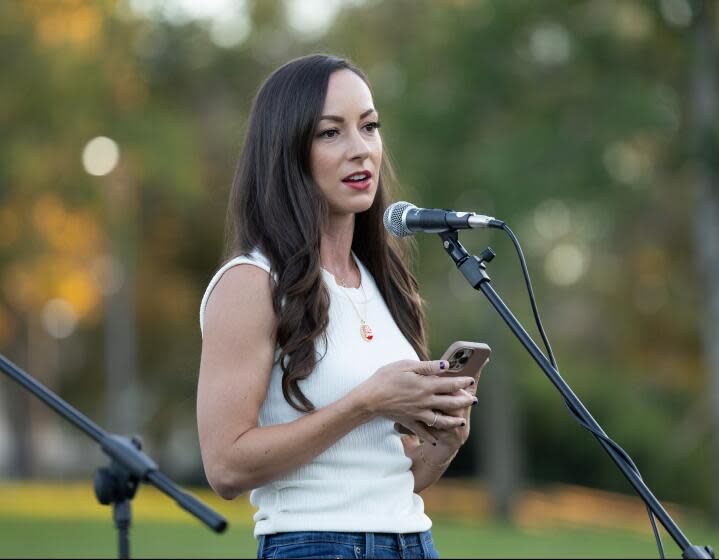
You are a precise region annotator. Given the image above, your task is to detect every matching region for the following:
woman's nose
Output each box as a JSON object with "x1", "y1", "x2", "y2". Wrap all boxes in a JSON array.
[{"x1": 347, "y1": 130, "x2": 371, "y2": 161}]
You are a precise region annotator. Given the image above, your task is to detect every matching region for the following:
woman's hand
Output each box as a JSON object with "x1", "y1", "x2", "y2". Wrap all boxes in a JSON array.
[
  {"x1": 429, "y1": 388, "x2": 475, "y2": 450},
  {"x1": 408, "y1": 388, "x2": 475, "y2": 474},
  {"x1": 395, "y1": 389, "x2": 477, "y2": 449},
  {"x1": 357, "y1": 359, "x2": 476, "y2": 443}
]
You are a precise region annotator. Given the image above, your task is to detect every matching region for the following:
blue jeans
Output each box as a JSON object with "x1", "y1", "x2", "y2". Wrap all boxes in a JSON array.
[{"x1": 257, "y1": 530, "x2": 440, "y2": 559}]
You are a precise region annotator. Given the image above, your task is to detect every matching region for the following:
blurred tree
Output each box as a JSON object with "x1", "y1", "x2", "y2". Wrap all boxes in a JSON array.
[
  {"x1": 689, "y1": 0, "x2": 719, "y2": 520},
  {"x1": 0, "y1": 1, "x2": 109, "y2": 475}
]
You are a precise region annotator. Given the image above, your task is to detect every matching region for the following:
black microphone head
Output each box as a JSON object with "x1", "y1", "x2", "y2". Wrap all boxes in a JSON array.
[{"x1": 383, "y1": 201, "x2": 416, "y2": 237}]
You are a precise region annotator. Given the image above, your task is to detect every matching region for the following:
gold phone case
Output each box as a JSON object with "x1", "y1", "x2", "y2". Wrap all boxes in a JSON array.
[{"x1": 439, "y1": 341, "x2": 491, "y2": 393}]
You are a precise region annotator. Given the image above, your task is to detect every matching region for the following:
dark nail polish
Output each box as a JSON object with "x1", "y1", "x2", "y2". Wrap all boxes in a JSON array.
[
  {"x1": 432, "y1": 442, "x2": 437, "y2": 446},
  {"x1": 469, "y1": 379, "x2": 475, "y2": 385},
  {"x1": 439, "y1": 361, "x2": 446, "y2": 370},
  {"x1": 461, "y1": 422, "x2": 466, "y2": 427},
  {"x1": 472, "y1": 399, "x2": 478, "y2": 406}
]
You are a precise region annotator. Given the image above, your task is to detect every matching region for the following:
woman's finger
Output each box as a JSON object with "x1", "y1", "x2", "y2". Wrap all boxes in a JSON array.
[
  {"x1": 429, "y1": 394, "x2": 477, "y2": 411},
  {"x1": 432, "y1": 375, "x2": 475, "y2": 393},
  {"x1": 412, "y1": 360, "x2": 449, "y2": 376},
  {"x1": 423, "y1": 410, "x2": 466, "y2": 431}
]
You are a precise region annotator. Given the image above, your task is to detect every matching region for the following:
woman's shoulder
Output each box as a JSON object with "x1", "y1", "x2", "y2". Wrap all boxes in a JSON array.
[
  {"x1": 223, "y1": 248, "x2": 272, "y2": 273},
  {"x1": 199, "y1": 248, "x2": 275, "y2": 336}
]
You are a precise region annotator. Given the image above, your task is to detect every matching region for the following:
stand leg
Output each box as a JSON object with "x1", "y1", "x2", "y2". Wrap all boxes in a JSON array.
[{"x1": 113, "y1": 500, "x2": 131, "y2": 559}]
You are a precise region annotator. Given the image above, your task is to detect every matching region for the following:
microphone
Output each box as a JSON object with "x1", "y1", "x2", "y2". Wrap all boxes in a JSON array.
[{"x1": 383, "y1": 201, "x2": 504, "y2": 237}]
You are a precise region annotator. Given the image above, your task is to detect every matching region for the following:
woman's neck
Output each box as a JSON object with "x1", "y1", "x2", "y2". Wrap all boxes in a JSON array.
[{"x1": 320, "y1": 213, "x2": 359, "y2": 286}]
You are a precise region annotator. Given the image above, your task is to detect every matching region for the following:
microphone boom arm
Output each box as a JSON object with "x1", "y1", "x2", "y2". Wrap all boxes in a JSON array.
[{"x1": 437, "y1": 229, "x2": 714, "y2": 560}]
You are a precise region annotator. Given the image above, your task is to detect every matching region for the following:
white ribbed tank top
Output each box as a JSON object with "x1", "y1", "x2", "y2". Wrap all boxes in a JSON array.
[{"x1": 199, "y1": 249, "x2": 431, "y2": 538}]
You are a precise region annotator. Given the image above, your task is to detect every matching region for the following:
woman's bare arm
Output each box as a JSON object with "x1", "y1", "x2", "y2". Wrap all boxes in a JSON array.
[{"x1": 197, "y1": 265, "x2": 376, "y2": 499}]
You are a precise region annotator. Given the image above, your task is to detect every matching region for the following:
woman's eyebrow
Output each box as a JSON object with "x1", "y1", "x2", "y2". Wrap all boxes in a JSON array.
[{"x1": 319, "y1": 108, "x2": 377, "y2": 122}]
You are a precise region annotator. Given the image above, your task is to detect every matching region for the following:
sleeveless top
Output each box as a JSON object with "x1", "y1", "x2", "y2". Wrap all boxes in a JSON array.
[{"x1": 199, "y1": 249, "x2": 431, "y2": 538}]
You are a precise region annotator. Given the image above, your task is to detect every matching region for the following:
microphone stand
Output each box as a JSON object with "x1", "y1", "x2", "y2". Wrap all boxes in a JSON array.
[
  {"x1": 0, "y1": 352, "x2": 227, "y2": 559},
  {"x1": 438, "y1": 229, "x2": 714, "y2": 560}
]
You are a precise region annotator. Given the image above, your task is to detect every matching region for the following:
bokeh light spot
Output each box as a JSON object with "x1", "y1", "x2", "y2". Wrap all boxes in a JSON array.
[
  {"x1": 42, "y1": 299, "x2": 78, "y2": 339},
  {"x1": 91, "y1": 255, "x2": 125, "y2": 296},
  {"x1": 533, "y1": 199, "x2": 571, "y2": 241},
  {"x1": 529, "y1": 21, "x2": 571, "y2": 66},
  {"x1": 660, "y1": 0, "x2": 692, "y2": 27},
  {"x1": 545, "y1": 243, "x2": 589, "y2": 286},
  {"x1": 285, "y1": 0, "x2": 342, "y2": 38},
  {"x1": 613, "y1": 2, "x2": 654, "y2": 41},
  {"x1": 603, "y1": 140, "x2": 652, "y2": 186},
  {"x1": 210, "y1": 13, "x2": 251, "y2": 48},
  {"x1": 82, "y1": 136, "x2": 120, "y2": 176},
  {"x1": 58, "y1": 268, "x2": 101, "y2": 318}
]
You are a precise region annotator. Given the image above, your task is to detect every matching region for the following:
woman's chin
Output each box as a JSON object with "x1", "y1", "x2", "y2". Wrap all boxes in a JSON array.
[
  {"x1": 330, "y1": 193, "x2": 376, "y2": 216},
  {"x1": 352, "y1": 199, "x2": 376, "y2": 215}
]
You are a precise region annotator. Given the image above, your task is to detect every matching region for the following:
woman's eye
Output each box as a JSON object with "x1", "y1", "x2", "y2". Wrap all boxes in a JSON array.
[
  {"x1": 363, "y1": 121, "x2": 381, "y2": 133},
  {"x1": 319, "y1": 129, "x2": 339, "y2": 139}
]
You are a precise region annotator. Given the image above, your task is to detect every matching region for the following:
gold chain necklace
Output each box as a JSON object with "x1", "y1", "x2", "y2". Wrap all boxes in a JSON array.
[{"x1": 331, "y1": 263, "x2": 374, "y2": 342}]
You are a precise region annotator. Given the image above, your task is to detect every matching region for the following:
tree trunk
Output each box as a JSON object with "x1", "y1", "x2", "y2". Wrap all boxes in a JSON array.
[
  {"x1": 690, "y1": 0, "x2": 719, "y2": 522},
  {"x1": 474, "y1": 331, "x2": 523, "y2": 521},
  {"x1": 2, "y1": 320, "x2": 33, "y2": 478},
  {"x1": 103, "y1": 169, "x2": 139, "y2": 436}
]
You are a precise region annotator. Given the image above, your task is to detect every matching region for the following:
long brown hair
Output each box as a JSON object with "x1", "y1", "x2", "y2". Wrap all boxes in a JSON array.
[{"x1": 225, "y1": 54, "x2": 428, "y2": 413}]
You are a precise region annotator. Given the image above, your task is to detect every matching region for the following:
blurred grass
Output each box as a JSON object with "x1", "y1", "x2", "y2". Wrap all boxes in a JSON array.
[
  {"x1": 3, "y1": 514, "x2": 718, "y2": 558},
  {"x1": 0, "y1": 482, "x2": 717, "y2": 558}
]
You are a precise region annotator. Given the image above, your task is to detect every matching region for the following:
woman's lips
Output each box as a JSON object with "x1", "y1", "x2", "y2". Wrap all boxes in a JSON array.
[
  {"x1": 342, "y1": 177, "x2": 372, "y2": 190},
  {"x1": 341, "y1": 171, "x2": 373, "y2": 191}
]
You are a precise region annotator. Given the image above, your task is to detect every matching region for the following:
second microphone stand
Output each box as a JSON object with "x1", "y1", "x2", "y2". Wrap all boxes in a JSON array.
[{"x1": 0, "y1": 353, "x2": 228, "y2": 559}]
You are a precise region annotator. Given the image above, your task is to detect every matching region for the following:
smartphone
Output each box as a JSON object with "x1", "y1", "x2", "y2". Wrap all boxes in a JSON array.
[
  {"x1": 439, "y1": 341, "x2": 491, "y2": 396},
  {"x1": 394, "y1": 341, "x2": 491, "y2": 437}
]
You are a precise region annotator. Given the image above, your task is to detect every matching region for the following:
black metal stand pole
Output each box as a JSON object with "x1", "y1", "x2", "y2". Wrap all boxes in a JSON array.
[
  {"x1": 438, "y1": 230, "x2": 714, "y2": 560},
  {"x1": 114, "y1": 500, "x2": 131, "y2": 559},
  {"x1": 0, "y1": 352, "x2": 227, "y2": 559}
]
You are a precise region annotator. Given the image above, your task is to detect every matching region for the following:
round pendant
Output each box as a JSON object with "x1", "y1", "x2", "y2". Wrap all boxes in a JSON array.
[{"x1": 360, "y1": 321, "x2": 374, "y2": 341}]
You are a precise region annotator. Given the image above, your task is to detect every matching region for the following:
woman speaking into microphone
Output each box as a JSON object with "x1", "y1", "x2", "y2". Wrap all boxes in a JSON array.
[{"x1": 197, "y1": 54, "x2": 477, "y2": 559}]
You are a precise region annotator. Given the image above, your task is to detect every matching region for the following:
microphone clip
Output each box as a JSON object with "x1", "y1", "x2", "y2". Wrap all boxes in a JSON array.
[
  {"x1": 439, "y1": 230, "x2": 493, "y2": 289},
  {"x1": 478, "y1": 248, "x2": 496, "y2": 266}
]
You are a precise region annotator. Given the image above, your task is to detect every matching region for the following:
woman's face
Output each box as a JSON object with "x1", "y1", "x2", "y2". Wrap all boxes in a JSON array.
[{"x1": 310, "y1": 69, "x2": 382, "y2": 216}]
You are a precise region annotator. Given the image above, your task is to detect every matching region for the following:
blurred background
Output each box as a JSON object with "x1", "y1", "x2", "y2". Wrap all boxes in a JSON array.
[{"x1": 1, "y1": 0, "x2": 718, "y2": 557}]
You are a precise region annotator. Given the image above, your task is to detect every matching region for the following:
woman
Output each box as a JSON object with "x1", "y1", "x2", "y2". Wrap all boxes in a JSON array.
[{"x1": 197, "y1": 54, "x2": 477, "y2": 560}]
